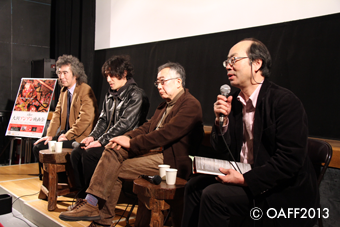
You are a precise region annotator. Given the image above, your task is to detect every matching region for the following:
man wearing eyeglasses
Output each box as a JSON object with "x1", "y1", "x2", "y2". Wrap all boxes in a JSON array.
[
  {"x1": 59, "y1": 62, "x2": 204, "y2": 227},
  {"x1": 182, "y1": 38, "x2": 318, "y2": 227}
]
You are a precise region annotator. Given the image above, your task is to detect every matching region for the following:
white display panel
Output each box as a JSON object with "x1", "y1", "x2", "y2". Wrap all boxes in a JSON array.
[{"x1": 95, "y1": 0, "x2": 340, "y2": 50}]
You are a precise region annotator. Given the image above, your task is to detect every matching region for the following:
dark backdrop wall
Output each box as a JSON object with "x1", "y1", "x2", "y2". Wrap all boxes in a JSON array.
[
  {"x1": 0, "y1": 0, "x2": 51, "y2": 111},
  {"x1": 0, "y1": 0, "x2": 51, "y2": 164},
  {"x1": 93, "y1": 13, "x2": 340, "y2": 140}
]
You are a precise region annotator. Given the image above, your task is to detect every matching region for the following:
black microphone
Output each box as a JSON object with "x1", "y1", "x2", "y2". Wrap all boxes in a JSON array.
[
  {"x1": 219, "y1": 84, "x2": 231, "y2": 125},
  {"x1": 139, "y1": 175, "x2": 162, "y2": 185},
  {"x1": 72, "y1": 141, "x2": 85, "y2": 149}
]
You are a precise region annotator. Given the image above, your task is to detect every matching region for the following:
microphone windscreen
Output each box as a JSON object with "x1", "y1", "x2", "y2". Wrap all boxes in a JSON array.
[
  {"x1": 72, "y1": 142, "x2": 85, "y2": 149},
  {"x1": 72, "y1": 141, "x2": 79, "y2": 148},
  {"x1": 152, "y1": 175, "x2": 162, "y2": 185},
  {"x1": 220, "y1": 84, "x2": 231, "y2": 96}
]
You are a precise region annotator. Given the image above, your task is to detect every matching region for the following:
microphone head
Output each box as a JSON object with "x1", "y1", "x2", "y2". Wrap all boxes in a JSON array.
[
  {"x1": 72, "y1": 142, "x2": 85, "y2": 149},
  {"x1": 220, "y1": 84, "x2": 231, "y2": 96},
  {"x1": 72, "y1": 141, "x2": 79, "y2": 148},
  {"x1": 152, "y1": 175, "x2": 162, "y2": 185}
]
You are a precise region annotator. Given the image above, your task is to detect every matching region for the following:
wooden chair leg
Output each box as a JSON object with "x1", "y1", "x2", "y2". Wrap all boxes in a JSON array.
[
  {"x1": 38, "y1": 165, "x2": 49, "y2": 200},
  {"x1": 47, "y1": 163, "x2": 58, "y2": 211}
]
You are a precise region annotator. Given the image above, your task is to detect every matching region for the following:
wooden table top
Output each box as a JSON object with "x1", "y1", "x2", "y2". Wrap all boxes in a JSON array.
[
  {"x1": 39, "y1": 148, "x2": 73, "y2": 164},
  {"x1": 133, "y1": 177, "x2": 187, "y2": 200}
]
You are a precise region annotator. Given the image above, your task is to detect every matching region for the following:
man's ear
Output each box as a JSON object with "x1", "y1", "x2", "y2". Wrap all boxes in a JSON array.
[
  {"x1": 252, "y1": 59, "x2": 263, "y2": 72},
  {"x1": 123, "y1": 70, "x2": 127, "y2": 78},
  {"x1": 177, "y1": 78, "x2": 182, "y2": 88}
]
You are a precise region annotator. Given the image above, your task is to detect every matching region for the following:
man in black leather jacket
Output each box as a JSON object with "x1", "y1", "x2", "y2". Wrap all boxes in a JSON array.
[{"x1": 70, "y1": 55, "x2": 149, "y2": 198}]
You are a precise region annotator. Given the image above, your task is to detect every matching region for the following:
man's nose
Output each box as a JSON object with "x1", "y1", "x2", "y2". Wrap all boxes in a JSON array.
[{"x1": 225, "y1": 63, "x2": 232, "y2": 71}]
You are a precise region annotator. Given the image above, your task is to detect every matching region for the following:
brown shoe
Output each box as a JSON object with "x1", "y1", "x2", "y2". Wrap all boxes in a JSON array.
[
  {"x1": 67, "y1": 198, "x2": 82, "y2": 211},
  {"x1": 59, "y1": 199, "x2": 100, "y2": 221}
]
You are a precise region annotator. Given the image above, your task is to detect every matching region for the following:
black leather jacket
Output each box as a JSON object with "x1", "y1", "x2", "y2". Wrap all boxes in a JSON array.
[{"x1": 89, "y1": 82, "x2": 149, "y2": 146}]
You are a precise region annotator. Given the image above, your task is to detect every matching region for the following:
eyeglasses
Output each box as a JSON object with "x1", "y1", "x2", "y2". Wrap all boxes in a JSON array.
[
  {"x1": 222, "y1": 57, "x2": 248, "y2": 67},
  {"x1": 154, "y1": 77, "x2": 180, "y2": 87}
]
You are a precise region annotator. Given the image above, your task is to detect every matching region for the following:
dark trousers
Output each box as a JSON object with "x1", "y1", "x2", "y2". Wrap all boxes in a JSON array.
[
  {"x1": 182, "y1": 174, "x2": 259, "y2": 227},
  {"x1": 70, "y1": 146, "x2": 105, "y2": 196},
  {"x1": 32, "y1": 136, "x2": 74, "y2": 162}
]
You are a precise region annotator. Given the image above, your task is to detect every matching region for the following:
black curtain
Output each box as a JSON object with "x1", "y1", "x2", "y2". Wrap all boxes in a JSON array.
[
  {"x1": 94, "y1": 13, "x2": 340, "y2": 140},
  {"x1": 50, "y1": 0, "x2": 95, "y2": 87}
]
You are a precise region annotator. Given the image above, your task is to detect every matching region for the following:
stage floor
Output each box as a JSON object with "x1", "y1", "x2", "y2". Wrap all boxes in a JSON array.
[{"x1": 0, "y1": 163, "x2": 136, "y2": 227}]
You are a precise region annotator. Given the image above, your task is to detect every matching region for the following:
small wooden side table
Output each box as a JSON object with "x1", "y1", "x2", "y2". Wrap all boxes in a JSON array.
[
  {"x1": 133, "y1": 177, "x2": 187, "y2": 227},
  {"x1": 38, "y1": 148, "x2": 75, "y2": 211}
]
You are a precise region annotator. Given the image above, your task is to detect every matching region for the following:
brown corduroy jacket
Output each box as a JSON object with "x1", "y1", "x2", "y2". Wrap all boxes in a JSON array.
[{"x1": 125, "y1": 89, "x2": 204, "y2": 180}]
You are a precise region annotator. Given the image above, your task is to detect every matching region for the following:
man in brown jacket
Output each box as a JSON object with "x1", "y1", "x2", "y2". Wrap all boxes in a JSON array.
[
  {"x1": 33, "y1": 55, "x2": 98, "y2": 178},
  {"x1": 59, "y1": 62, "x2": 204, "y2": 227}
]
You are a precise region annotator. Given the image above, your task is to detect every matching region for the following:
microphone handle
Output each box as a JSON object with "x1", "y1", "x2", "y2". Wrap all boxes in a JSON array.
[
  {"x1": 219, "y1": 92, "x2": 230, "y2": 125},
  {"x1": 219, "y1": 114, "x2": 225, "y2": 125}
]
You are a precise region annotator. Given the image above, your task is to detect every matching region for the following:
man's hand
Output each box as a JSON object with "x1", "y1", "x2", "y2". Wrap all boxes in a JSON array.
[
  {"x1": 216, "y1": 168, "x2": 247, "y2": 186},
  {"x1": 107, "y1": 136, "x2": 131, "y2": 150},
  {"x1": 58, "y1": 134, "x2": 68, "y2": 142},
  {"x1": 34, "y1": 136, "x2": 53, "y2": 145},
  {"x1": 85, "y1": 141, "x2": 102, "y2": 150},
  {"x1": 214, "y1": 95, "x2": 233, "y2": 126},
  {"x1": 81, "y1": 136, "x2": 95, "y2": 146}
]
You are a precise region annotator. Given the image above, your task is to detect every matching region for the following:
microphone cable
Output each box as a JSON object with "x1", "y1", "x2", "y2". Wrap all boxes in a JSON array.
[
  {"x1": 218, "y1": 121, "x2": 243, "y2": 174},
  {"x1": 11, "y1": 191, "x2": 39, "y2": 227}
]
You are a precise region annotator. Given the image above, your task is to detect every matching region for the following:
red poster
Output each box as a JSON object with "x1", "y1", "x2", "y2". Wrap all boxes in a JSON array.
[{"x1": 6, "y1": 78, "x2": 57, "y2": 138}]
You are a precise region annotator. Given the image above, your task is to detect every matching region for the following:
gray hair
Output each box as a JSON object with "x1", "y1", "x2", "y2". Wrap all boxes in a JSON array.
[
  {"x1": 158, "y1": 62, "x2": 186, "y2": 88},
  {"x1": 56, "y1": 55, "x2": 87, "y2": 84}
]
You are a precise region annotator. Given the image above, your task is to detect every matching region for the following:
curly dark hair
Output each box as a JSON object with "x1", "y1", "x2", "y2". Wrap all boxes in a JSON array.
[
  {"x1": 158, "y1": 62, "x2": 186, "y2": 88},
  {"x1": 101, "y1": 55, "x2": 134, "y2": 80},
  {"x1": 56, "y1": 55, "x2": 87, "y2": 84},
  {"x1": 242, "y1": 38, "x2": 272, "y2": 78}
]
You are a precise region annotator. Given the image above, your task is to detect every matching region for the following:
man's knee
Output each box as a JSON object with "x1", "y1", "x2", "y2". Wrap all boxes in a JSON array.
[
  {"x1": 70, "y1": 147, "x2": 84, "y2": 163},
  {"x1": 102, "y1": 147, "x2": 129, "y2": 163},
  {"x1": 33, "y1": 142, "x2": 45, "y2": 160},
  {"x1": 202, "y1": 184, "x2": 250, "y2": 210}
]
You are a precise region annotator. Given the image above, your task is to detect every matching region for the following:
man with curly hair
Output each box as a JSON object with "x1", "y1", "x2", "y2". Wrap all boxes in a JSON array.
[
  {"x1": 69, "y1": 55, "x2": 149, "y2": 200},
  {"x1": 33, "y1": 55, "x2": 98, "y2": 179}
]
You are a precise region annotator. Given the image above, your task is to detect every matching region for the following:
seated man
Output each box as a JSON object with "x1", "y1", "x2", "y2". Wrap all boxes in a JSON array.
[
  {"x1": 33, "y1": 55, "x2": 98, "y2": 178},
  {"x1": 59, "y1": 62, "x2": 204, "y2": 227},
  {"x1": 182, "y1": 38, "x2": 319, "y2": 227},
  {"x1": 70, "y1": 55, "x2": 149, "y2": 199}
]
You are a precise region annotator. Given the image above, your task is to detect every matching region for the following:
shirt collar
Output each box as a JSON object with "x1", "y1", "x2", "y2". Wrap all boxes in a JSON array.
[
  {"x1": 167, "y1": 88, "x2": 184, "y2": 107},
  {"x1": 237, "y1": 83, "x2": 262, "y2": 108},
  {"x1": 68, "y1": 83, "x2": 76, "y2": 95}
]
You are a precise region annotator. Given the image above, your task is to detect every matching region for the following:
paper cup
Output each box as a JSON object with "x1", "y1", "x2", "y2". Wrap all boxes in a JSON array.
[
  {"x1": 48, "y1": 141, "x2": 56, "y2": 152},
  {"x1": 158, "y1": 164, "x2": 170, "y2": 180},
  {"x1": 55, "y1": 142, "x2": 63, "y2": 153},
  {"x1": 166, "y1": 168, "x2": 178, "y2": 185}
]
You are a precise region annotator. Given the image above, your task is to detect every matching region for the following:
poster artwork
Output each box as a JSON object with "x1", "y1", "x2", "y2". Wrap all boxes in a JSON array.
[{"x1": 6, "y1": 78, "x2": 57, "y2": 138}]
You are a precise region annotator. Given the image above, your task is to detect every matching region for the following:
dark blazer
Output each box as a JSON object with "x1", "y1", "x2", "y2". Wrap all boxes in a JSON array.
[
  {"x1": 47, "y1": 82, "x2": 98, "y2": 142},
  {"x1": 125, "y1": 89, "x2": 204, "y2": 180},
  {"x1": 211, "y1": 79, "x2": 318, "y2": 227}
]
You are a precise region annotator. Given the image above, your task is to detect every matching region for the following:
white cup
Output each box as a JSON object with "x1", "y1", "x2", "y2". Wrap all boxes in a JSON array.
[
  {"x1": 166, "y1": 168, "x2": 178, "y2": 185},
  {"x1": 55, "y1": 142, "x2": 63, "y2": 153},
  {"x1": 158, "y1": 164, "x2": 170, "y2": 180},
  {"x1": 48, "y1": 141, "x2": 56, "y2": 152}
]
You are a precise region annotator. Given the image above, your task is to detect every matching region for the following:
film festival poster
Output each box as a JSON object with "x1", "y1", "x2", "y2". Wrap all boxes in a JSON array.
[{"x1": 6, "y1": 78, "x2": 57, "y2": 138}]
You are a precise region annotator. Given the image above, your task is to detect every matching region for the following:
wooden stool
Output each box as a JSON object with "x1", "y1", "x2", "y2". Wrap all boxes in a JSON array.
[
  {"x1": 133, "y1": 177, "x2": 187, "y2": 227},
  {"x1": 38, "y1": 148, "x2": 75, "y2": 211}
]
